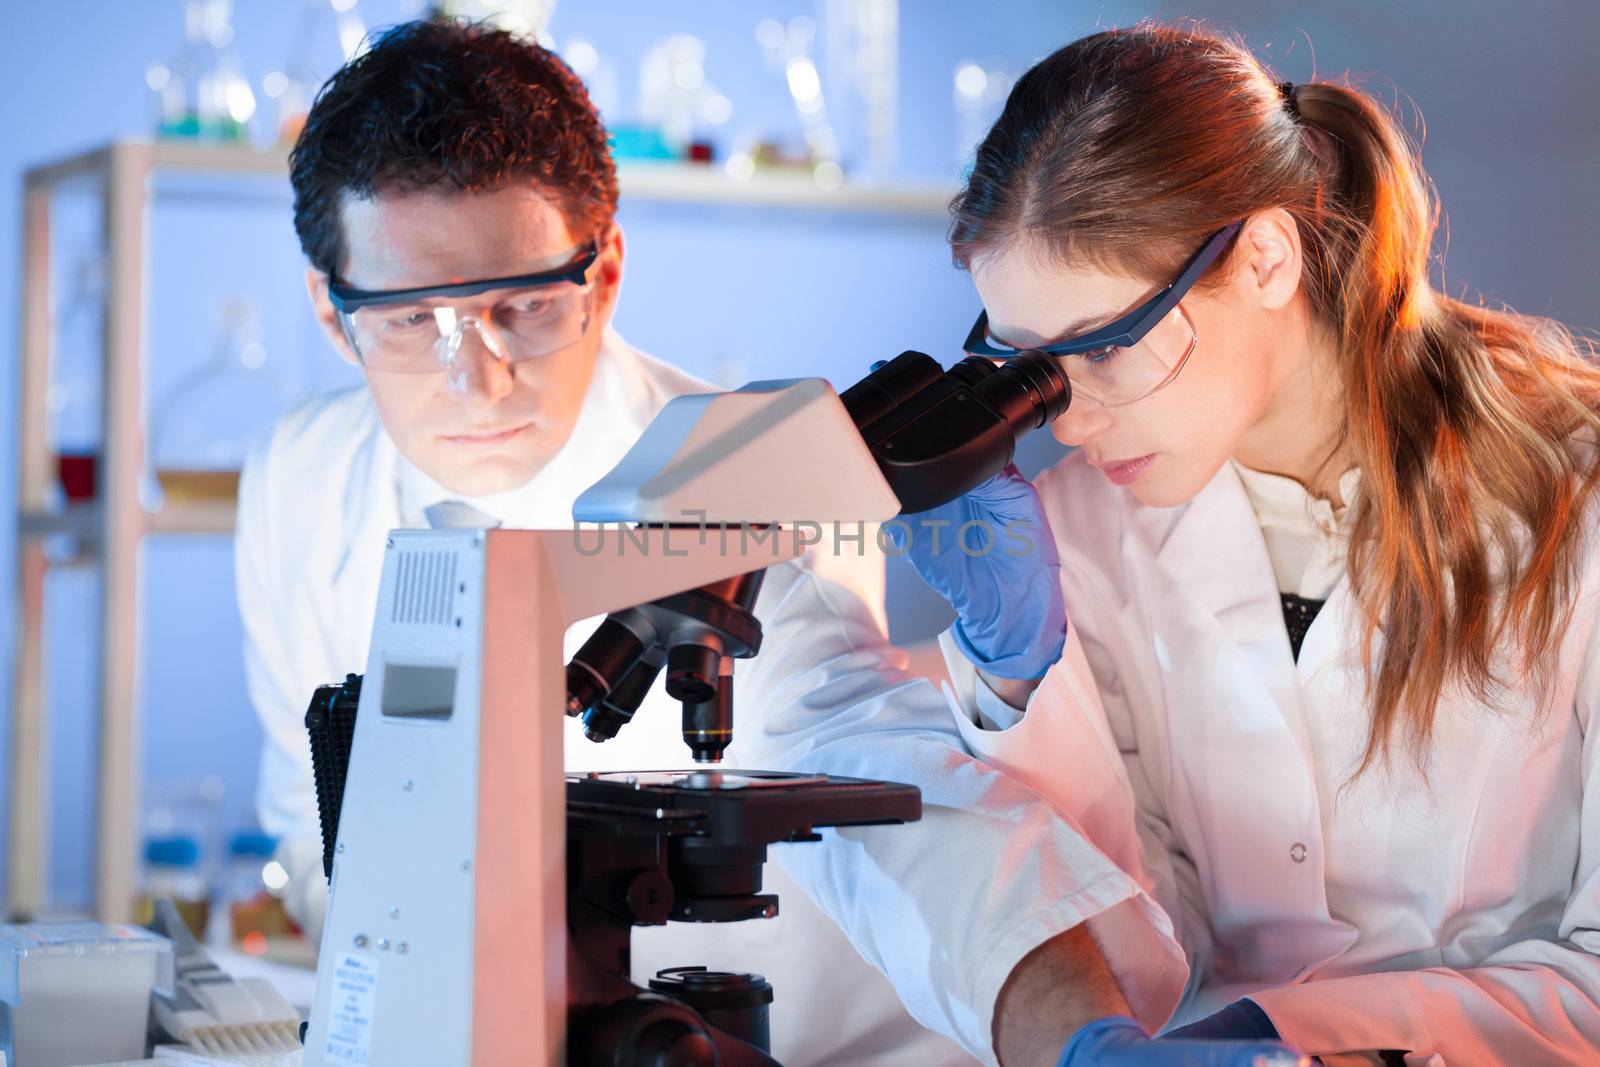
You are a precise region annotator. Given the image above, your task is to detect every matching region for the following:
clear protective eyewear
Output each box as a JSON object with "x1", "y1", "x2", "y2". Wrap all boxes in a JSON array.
[
  {"x1": 327, "y1": 240, "x2": 599, "y2": 385},
  {"x1": 964, "y1": 221, "x2": 1242, "y2": 408}
]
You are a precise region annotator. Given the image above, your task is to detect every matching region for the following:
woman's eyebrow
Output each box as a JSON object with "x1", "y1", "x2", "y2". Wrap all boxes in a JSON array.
[{"x1": 993, "y1": 310, "x2": 1118, "y2": 349}]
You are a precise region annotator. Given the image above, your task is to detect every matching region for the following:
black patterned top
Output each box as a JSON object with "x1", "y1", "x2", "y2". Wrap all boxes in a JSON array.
[{"x1": 1280, "y1": 592, "x2": 1326, "y2": 661}]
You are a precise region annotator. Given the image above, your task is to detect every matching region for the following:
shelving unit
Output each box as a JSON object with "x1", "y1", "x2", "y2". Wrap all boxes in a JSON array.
[{"x1": 8, "y1": 139, "x2": 956, "y2": 922}]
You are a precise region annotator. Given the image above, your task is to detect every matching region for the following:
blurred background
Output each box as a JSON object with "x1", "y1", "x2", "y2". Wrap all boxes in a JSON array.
[{"x1": 1, "y1": 0, "x2": 1595, "y2": 942}]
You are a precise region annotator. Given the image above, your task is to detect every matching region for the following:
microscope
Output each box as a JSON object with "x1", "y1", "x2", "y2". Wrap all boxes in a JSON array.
[{"x1": 299, "y1": 351, "x2": 1071, "y2": 1066}]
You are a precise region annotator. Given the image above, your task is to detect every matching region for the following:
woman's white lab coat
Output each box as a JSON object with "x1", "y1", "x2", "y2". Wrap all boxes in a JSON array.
[{"x1": 932, "y1": 450, "x2": 1600, "y2": 1065}]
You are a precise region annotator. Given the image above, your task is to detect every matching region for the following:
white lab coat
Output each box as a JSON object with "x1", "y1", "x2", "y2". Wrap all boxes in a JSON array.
[
  {"x1": 237, "y1": 330, "x2": 999, "y2": 1064},
  {"x1": 935, "y1": 449, "x2": 1600, "y2": 1065}
]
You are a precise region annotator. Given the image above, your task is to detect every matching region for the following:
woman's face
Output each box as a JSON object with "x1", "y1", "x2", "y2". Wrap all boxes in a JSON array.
[{"x1": 969, "y1": 216, "x2": 1304, "y2": 508}]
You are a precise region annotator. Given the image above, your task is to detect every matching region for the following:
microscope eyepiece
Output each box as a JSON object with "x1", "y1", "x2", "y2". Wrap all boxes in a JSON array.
[{"x1": 843, "y1": 348, "x2": 1072, "y2": 513}]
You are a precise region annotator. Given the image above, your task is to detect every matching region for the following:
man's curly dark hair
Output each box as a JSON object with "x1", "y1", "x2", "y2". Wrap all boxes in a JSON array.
[{"x1": 290, "y1": 18, "x2": 617, "y2": 277}]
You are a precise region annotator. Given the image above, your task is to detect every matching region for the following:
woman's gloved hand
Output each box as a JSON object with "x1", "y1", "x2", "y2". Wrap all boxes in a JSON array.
[
  {"x1": 1059, "y1": 1015, "x2": 1310, "y2": 1067},
  {"x1": 886, "y1": 463, "x2": 1066, "y2": 680}
]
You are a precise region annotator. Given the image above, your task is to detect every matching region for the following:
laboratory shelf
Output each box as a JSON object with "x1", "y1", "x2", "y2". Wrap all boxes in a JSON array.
[
  {"x1": 19, "y1": 500, "x2": 234, "y2": 542},
  {"x1": 26, "y1": 140, "x2": 956, "y2": 217},
  {"x1": 18, "y1": 503, "x2": 102, "y2": 542},
  {"x1": 144, "y1": 499, "x2": 237, "y2": 535},
  {"x1": 8, "y1": 138, "x2": 955, "y2": 926}
]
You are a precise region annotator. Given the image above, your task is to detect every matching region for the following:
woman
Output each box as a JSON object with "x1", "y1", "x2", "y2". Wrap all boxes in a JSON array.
[{"x1": 903, "y1": 22, "x2": 1600, "y2": 1067}]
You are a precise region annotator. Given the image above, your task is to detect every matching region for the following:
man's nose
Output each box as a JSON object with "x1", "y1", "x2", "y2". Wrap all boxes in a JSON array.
[
  {"x1": 1051, "y1": 394, "x2": 1113, "y2": 447},
  {"x1": 445, "y1": 321, "x2": 516, "y2": 406}
]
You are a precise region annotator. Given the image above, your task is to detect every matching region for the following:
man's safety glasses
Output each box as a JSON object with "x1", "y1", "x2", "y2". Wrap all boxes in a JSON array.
[
  {"x1": 963, "y1": 220, "x2": 1243, "y2": 408},
  {"x1": 327, "y1": 240, "x2": 600, "y2": 375}
]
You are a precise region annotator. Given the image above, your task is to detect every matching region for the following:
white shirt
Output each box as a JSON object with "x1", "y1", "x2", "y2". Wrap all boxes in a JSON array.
[
  {"x1": 939, "y1": 450, "x2": 1600, "y2": 1065},
  {"x1": 1231, "y1": 461, "x2": 1360, "y2": 600},
  {"x1": 240, "y1": 330, "x2": 1206, "y2": 1065}
]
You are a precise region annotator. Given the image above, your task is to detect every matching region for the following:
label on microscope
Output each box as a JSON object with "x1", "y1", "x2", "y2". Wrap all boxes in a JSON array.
[{"x1": 324, "y1": 952, "x2": 380, "y2": 1065}]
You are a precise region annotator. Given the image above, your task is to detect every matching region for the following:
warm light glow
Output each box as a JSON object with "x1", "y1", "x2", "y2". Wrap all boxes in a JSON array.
[
  {"x1": 701, "y1": 94, "x2": 733, "y2": 125},
  {"x1": 955, "y1": 63, "x2": 987, "y2": 99},
  {"x1": 565, "y1": 39, "x2": 599, "y2": 76},
  {"x1": 786, "y1": 56, "x2": 822, "y2": 103},
  {"x1": 755, "y1": 18, "x2": 784, "y2": 50},
  {"x1": 225, "y1": 79, "x2": 257, "y2": 124},
  {"x1": 241, "y1": 931, "x2": 268, "y2": 956},
  {"x1": 261, "y1": 859, "x2": 290, "y2": 893},
  {"x1": 674, "y1": 60, "x2": 705, "y2": 91},
  {"x1": 786, "y1": 16, "x2": 815, "y2": 49}
]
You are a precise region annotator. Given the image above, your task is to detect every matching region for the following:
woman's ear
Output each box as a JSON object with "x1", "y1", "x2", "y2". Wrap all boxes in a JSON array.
[
  {"x1": 1237, "y1": 208, "x2": 1303, "y2": 312},
  {"x1": 306, "y1": 268, "x2": 361, "y2": 366}
]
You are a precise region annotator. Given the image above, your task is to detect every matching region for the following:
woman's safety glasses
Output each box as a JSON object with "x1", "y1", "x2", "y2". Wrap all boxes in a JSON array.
[
  {"x1": 326, "y1": 240, "x2": 600, "y2": 376},
  {"x1": 963, "y1": 221, "x2": 1243, "y2": 408}
]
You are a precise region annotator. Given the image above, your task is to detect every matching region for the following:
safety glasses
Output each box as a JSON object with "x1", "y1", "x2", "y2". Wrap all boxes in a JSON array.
[
  {"x1": 327, "y1": 240, "x2": 600, "y2": 374},
  {"x1": 964, "y1": 221, "x2": 1243, "y2": 407}
]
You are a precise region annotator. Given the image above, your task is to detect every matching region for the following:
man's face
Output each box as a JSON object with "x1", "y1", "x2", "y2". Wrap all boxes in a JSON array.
[{"x1": 308, "y1": 182, "x2": 624, "y2": 497}]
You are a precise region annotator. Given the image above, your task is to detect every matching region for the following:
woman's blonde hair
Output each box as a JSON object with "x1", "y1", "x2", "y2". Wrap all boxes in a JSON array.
[{"x1": 950, "y1": 22, "x2": 1600, "y2": 773}]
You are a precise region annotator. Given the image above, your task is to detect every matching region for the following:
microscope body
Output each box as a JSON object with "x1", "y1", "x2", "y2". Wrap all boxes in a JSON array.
[{"x1": 301, "y1": 527, "x2": 809, "y2": 1067}]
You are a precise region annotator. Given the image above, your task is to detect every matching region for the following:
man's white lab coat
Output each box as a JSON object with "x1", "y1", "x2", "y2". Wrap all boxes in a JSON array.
[
  {"x1": 238, "y1": 330, "x2": 1173, "y2": 1065},
  {"x1": 931, "y1": 449, "x2": 1600, "y2": 1065}
]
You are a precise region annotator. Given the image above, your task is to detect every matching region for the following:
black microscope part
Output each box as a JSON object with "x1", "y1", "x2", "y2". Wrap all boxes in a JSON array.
[
  {"x1": 649, "y1": 967, "x2": 773, "y2": 1055},
  {"x1": 567, "y1": 614, "x2": 649, "y2": 717},
  {"x1": 841, "y1": 348, "x2": 1071, "y2": 513},
  {"x1": 583, "y1": 654, "x2": 663, "y2": 743},
  {"x1": 681, "y1": 670, "x2": 733, "y2": 765},
  {"x1": 303, "y1": 673, "x2": 362, "y2": 881}
]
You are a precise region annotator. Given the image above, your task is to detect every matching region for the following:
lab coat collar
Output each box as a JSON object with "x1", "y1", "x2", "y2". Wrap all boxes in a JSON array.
[
  {"x1": 1153, "y1": 459, "x2": 1351, "y2": 685},
  {"x1": 327, "y1": 391, "x2": 402, "y2": 600}
]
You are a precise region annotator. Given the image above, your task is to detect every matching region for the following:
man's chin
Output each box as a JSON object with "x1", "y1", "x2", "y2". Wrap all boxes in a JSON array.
[{"x1": 416, "y1": 449, "x2": 555, "y2": 499}]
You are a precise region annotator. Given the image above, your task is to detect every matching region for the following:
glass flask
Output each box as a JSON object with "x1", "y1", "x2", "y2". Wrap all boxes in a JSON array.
[{"x1": 150, "y1": 297, "x2": 303, "y2": 506}]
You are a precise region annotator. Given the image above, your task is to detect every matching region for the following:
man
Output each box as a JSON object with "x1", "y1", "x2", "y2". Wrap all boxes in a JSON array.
[{"x1": 239, "y1": 18, "x2": 1184, "y2": 1067}]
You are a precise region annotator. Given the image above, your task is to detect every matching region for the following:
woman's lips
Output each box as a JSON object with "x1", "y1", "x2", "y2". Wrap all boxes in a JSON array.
[
  {"x1": 442, "y1": 423, "x2": 532, "y2": 447},
  {"x1": 1101, "y1": 454, "x2": 1155, "y2": 486}
]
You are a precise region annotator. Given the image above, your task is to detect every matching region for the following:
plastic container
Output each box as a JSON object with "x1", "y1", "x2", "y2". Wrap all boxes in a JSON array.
[
  {"x1": 137, "y1": 835, "x2": 211, "y2": 939},
  {"x1": 0, "y1": 922, "x2": 173, "y2": 1067},
  {"x1": 210, "y1": 830, "x2": 298, "y2": 955}
]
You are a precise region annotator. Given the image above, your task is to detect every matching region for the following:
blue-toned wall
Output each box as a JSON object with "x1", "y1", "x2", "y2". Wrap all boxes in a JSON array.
[{"x1": 2, "y1": 0, "x2": 1597, "y2": 912}]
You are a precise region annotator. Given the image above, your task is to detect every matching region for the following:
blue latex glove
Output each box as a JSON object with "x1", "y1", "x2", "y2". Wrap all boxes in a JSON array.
[
  {"x1": 886, "y1": 463, "x2": 1065, "y2": 680},
  {"x1": 1059, "y1": 1015, "x2": 1309, "y2": 1067}
]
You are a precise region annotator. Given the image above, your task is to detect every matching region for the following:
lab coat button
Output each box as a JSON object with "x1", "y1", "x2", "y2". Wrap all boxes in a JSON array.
[{"x1": 1290, "y1": 842, "x2": 1308, "y2": 863}]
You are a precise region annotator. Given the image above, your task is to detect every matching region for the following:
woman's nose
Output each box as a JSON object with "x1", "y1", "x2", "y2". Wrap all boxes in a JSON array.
[{"x1": 1051, "y1": 395, "x2": 1112, "y2": 447}]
